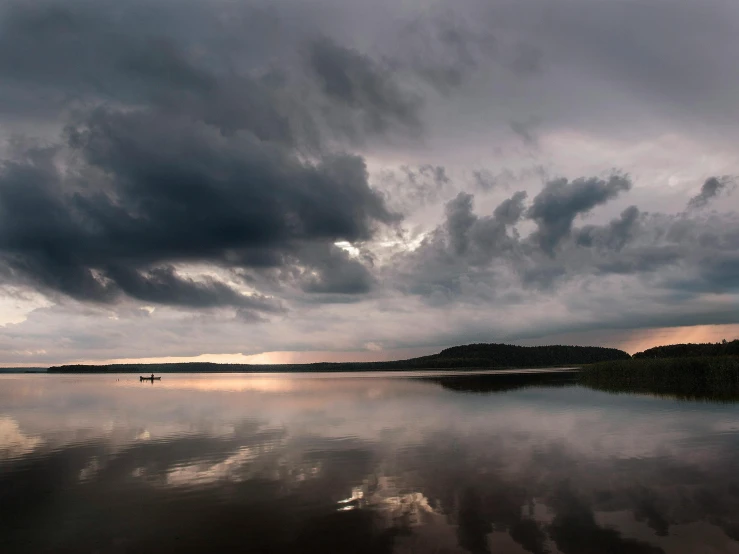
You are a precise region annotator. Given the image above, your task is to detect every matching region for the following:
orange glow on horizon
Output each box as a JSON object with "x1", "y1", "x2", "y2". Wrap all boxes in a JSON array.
[{"x1": 613, "y1": 324, "x2": 739, "y2": 355}]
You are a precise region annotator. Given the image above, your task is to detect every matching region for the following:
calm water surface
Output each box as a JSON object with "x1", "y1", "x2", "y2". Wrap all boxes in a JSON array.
[{"x1": 2, "y1": 372, "x2": 739, "y2": 554}]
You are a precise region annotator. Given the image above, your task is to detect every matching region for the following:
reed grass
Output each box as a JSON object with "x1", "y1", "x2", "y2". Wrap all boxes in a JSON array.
[{"x1": 580, "y1": 356, "x2": 739, "y2": 401}]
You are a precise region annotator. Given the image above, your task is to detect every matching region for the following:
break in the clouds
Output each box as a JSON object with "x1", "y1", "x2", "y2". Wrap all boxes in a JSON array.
[{"x1": 0, "y1": 0, "x2": 738, "y2": 364}]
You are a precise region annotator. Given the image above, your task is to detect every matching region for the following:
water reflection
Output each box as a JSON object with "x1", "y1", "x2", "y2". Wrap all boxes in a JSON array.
[{"x1": 1, "y1": 373, "x2": 739, "y2": 553}]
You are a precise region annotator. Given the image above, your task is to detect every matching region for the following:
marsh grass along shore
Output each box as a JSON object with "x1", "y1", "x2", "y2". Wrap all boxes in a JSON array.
[{"x1": 580, "y1": 356, "x2": 739, "y2": 401}]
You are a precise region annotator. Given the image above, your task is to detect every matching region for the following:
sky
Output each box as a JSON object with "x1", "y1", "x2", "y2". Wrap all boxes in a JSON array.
[{"x1": 0, "y1": 0, "x2": 738, "y2": 366}]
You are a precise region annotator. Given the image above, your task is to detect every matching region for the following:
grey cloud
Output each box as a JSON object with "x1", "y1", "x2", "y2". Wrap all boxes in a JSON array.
[
  {"x1": 472, "y1": 170, "x2": 508, "y2": 192},
  {"x1": 388, "y1": 191, "x2": 529, "y2": 304},
  {"x1": 386, "y1": 8, "x2": 543, "y2": 96},
  {"x1": 663, "y1": 251, "x2": 739, "y2": 296},
  {"x1": 0, "y1": 1, "x2": 421, "y2": 150},
  {"x1": 294, "y1": 244, "x2": 376, "y2": 296},
  {"x1": 509, "y1": 119, "x2": 539, "y2": 148},
  {"x1": 308, "y1": 37, "x2": 422, "y2": 136},
  {"x1": 444, "y1": 192, "x2": 524, "y2": 262},
  {"x1": 160, "y1": 74, "x2": 299, "y2": 146},
  {"x1": 105, "y1": 265, "x2": 283, "y2": 311},
  {"x1": 687, "y1": 176, "x2": 734, "y2": 210},
  {"x1": 524, "y1": 210, "x2": 739, "y2": 293},
  {"x1": 397, "y1": 13, "x2": 498, "y2": 93},
  {"x1": 376, "y1": 164, "x2": 451, "y2": 213},
  {"x1": 120, "y1": 38, "x2": 214, "y2": 91},
  {"x1": 390, "y1": 175, "x2": 739, "y2": 320},
  {"x1": 530, "y1": 0, "x2": 739, "y2": 127},
  {"x1": 507, "y1": 42, "x2": 543, "y2": 75},
  {"x1": 369, "y1": 0, "x2": 739, "y2": 153},
  {"x1": 528, "y1": 175, "x2": 632, "y2": 254},
  {"x1": 566, "y1": 212, "x2": 739, "y2": 301},
  {"x1": 587, "y1": 246, "x2": 682, "y2": 278},
  {"x1": 493, "y1": 191, "x2": 528, "y2": 226},
  {"x1": 301, "y1": 267, "x2": 372, "y2": 295},
  {"x1": 471, "y1": 167, "x2": 547, "y2": 193},
  {"x1": 0, "y1": 2, "x2": 214, "y2": 115},
  {"x1": 445, "y1": 193, "x2": 477, "y2": 256},
  {"x1": 575, "y1": 206, "x2": 641, "y2": 252},
  {"x1": 701, "y1": 253, "x2": 739, "y2": 292}
]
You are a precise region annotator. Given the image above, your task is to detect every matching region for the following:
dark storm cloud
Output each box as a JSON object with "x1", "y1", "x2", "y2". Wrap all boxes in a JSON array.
[
  {"x1": 0, "y1": 107, "x2": 399, "y2": 308},
  {"x1": 687, "y1": 176, "x2": 735, "y2": 210},
  {"x1": 0, "y1": 0, "x2": 434, "y2": 310},
  {"x1": 527, "y1": 175, "x2": 632, "y2": 254},
  {"x1": 68, "y1": 108, "x2": 396, "y2": 245}
]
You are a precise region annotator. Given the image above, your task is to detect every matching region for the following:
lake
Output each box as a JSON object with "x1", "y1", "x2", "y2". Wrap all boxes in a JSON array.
[{"x1": 2, "y1": 372, "x2": 739, "y2": 554}]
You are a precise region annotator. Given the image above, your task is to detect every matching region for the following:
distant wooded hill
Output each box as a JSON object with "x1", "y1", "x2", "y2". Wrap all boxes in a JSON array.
[
  {"x1": 434, "y1": 343, "x2": 630, "y2": 367},
  {"x1": 634, "y1": 340, "x2": 739, "y2": 359},
  {"x1": 48, "y1": 343, "x2": 630, "y2": 373}
]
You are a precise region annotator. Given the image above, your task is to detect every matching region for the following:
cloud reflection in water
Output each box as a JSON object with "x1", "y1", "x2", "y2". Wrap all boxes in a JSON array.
[{"x1": 1, "y1": 373, "x2": 739, "y2": 553}]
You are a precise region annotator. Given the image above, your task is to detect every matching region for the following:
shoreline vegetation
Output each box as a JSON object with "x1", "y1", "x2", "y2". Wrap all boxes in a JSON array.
[
  {"x1": 47, "y1": 343, "x2": 629, "y2": 373},
  {"x1": 580, "y1": 340, "x2": 739, "y2": 401},
  {"x1": 581, "y1": 356, "x2": 739, "y2": 401}
]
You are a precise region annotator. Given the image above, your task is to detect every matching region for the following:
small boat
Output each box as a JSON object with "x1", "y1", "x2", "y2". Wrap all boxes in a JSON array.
[{"x1": 140, "y1": 376, "x2": 161, "y2": 381}]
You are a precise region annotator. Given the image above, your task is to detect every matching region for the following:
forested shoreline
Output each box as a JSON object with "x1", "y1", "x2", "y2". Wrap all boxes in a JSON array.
[{"x1": 47, "y1": 343, "x2": 628, "y2": 373}]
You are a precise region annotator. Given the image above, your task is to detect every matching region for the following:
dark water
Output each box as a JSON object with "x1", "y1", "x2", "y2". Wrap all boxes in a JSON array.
[{"x1": 2, "y1": 372, "x2": 739, "y2": 554}]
